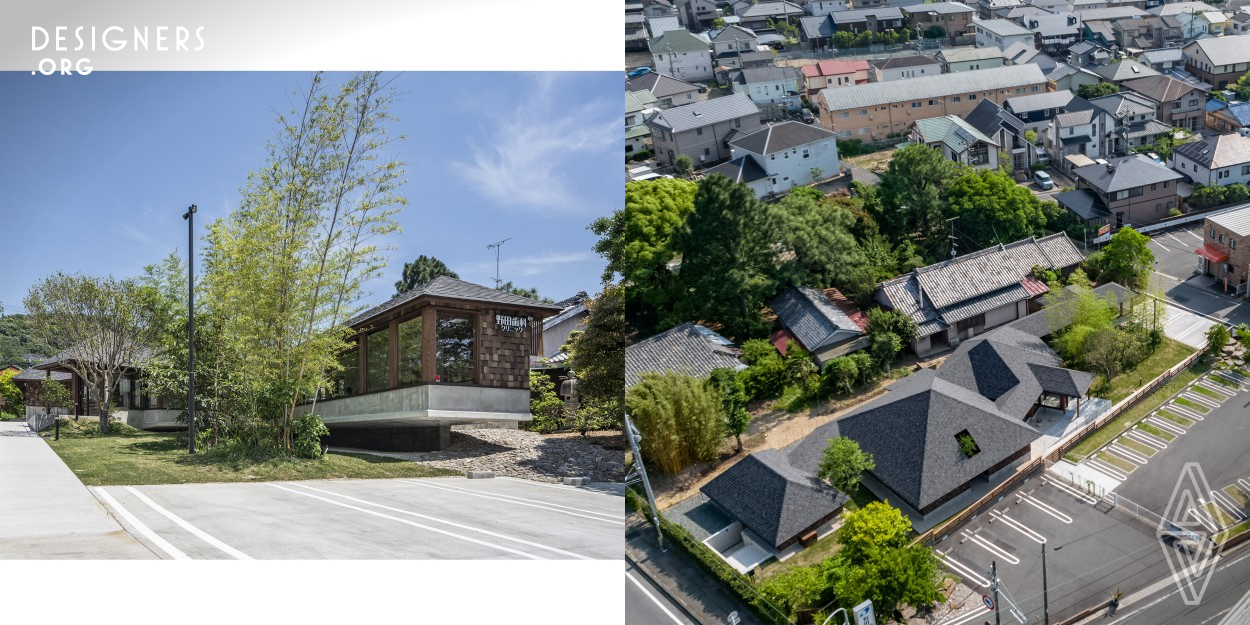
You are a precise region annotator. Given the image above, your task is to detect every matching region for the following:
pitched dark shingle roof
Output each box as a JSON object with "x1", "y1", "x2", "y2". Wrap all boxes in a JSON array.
[
  {"x1": 1072, "y1": 154, "x2": 1182, "y2": 193},
  {"x1": 770, "y1": 286, "x2": 866, "y2": 355},
  {"x1": 12, "y1": 369, "x2": 72, "y2": 382},
  {"x1": 646, "y1": 94, "x2": 761, "y2": 133},
  {"x1": 704, "y1": 155, "x2": 769, "y2": 183},
  {"x1": 626, "y1": 322, "x2": 746, "y2": 386},
  {"x1": 349, "y1": 276, "x2": 560, "y2": 327},
  {"x1": 627, "y1": 72, "x2": 704, "y2": 100},
  {"x1": 729, "y1": 121, "x2": 836, "y2": 155},
  {"x1": 701, "y1": 449, "x2": 848, "y2": 549}
]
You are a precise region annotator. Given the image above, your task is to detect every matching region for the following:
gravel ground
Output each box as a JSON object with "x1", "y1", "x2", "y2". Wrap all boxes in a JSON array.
[{"x1": 333, "y1": 428, "x2": 626, "y2": 484}]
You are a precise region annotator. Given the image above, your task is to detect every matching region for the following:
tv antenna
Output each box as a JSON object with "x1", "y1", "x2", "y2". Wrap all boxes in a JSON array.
[
  {"x1": 946, "y1": 216, "x2": 959, "y2": 259},
  {"x1": 486, "y1": 238, "x2": 512, "y2": 288}
]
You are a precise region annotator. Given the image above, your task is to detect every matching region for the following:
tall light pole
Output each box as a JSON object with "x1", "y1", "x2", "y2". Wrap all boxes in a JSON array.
[
  {"x1": 1042, "y1": 543, "x2": 1051, "y2": 625},
  {"x1": 183, "y1": 204, "x2": 197, "y2": 454}
]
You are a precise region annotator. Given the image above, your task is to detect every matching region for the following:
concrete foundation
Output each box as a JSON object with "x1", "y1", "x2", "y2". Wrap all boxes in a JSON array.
[{"x1": 326, "y1": 425, "x2": 451, "y2": 451}]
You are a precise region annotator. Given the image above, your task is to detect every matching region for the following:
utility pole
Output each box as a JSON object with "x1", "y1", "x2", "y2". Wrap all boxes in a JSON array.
[
  {"x1": 1042, "y1": 544, "x2": 1051, "y2": 625},
  {"x1": 992, "y1": 560, "x2": 1001, "y2": 625},
  {"x1": 486, "y1": 238, "x2": 511, "y2": 289},
  {"x1": 625, "y1": 413, "x2": 664, "y2": 550},
  {"x1": 182, "y1": 204, "x2": 198, "y2": 454}
]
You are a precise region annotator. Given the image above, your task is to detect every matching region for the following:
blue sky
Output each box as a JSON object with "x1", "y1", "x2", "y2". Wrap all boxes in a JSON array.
[{"x1": 0, "y1": 72, "x2": 619, "y2": 313}]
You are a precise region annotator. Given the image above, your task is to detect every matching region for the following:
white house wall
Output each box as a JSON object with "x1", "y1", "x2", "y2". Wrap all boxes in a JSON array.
[
  {"x1": 732, "y1": 135, "x2": 840, "y2": 195},
  {"x1": 652, "y1": 49, "x2": 714, "y2": 81}
]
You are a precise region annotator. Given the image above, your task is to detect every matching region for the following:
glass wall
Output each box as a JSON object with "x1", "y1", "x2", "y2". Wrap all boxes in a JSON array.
[
  {"x1": 332, "y1": 346, "x2": 359, "y2": 397},
  {"x1": 365, "y1": 330, "x2": 389, "y2": 392},
  {"x1": 436, "y1": 312, "x2": 475, "y2": 384},
  {"x1": 397, "y1": 316, "x2": 423, "y2": 386}
]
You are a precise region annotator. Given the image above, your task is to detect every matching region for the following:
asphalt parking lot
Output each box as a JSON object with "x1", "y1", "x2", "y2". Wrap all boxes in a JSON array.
[
  {"x1": 1148, "y1": 224, "x2": 1250, "y2": 328},
  {"x1": 936, "y1": 472, "x2": 1169, "y2": 625},
  {"x1": 92, "y1": 476, "x2": 624, "y2": 560}
]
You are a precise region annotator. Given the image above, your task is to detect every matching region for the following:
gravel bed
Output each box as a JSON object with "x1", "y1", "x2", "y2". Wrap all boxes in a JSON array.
[{"x1": 332, "y1": 428, "x2": 626, "y2": 484}]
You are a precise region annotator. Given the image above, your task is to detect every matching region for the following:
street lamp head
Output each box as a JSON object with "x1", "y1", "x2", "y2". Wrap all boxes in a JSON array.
[{"x1": 183, "y1": 204, "x2": 198, "y2": 220}]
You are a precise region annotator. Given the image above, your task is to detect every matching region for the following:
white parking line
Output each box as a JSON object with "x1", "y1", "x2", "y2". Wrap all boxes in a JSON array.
[
  {"x1": 1181, "y1": 391, "x2": 1220, "y2": 409},
  {"x1": 937, "y1": 550, "x2": 990, "y2": 588},
  {"x1": 1167, "y1": 233, "x2": 1188, "y2": 248},
  {"x1": 1239, "y1": 479, "x2": 1250, "y2": 495},
  {"x1": 1210, "y1": 490, "x2": 1248, "y2": 521},
  {"x1": 991, "y1": 510, "x2": 1046, "y2": 544},
  {"x1": 1149, "y1": 415, "x2": 1189, "y2": 434},
  {"x1": 1198, "y1": 380, "x2": 1236, "y2": 397},
  {"x1": 962, "y1": 531, "x2": 1021, "y2": 565},
  {"x1": 1109, "y1": 444, "x2": 1149, "y2": 465},
  {"x1": 124, "y1": 487, "x2": 252, "y2": 560},
  {"x1": 1186, "y1": 229, "x2": 1204, "y2": 242},
  {"x1": 1085, "y1": 458, "x2": 1129, "y2": 482},
  {"x1": 1212, "y1": 371, "x2": 1247, "y2": 388},
  {"x1": 398, "y1": 479, "x2": 624, "y2": 525},
  {"x1": 626, "y1": 571, "x2": 686, "y2": 625},
  {"x1": 1188, "y1": 507, "x2": 1219, "y2": 533},
  {"x1": 1043, "y1": 476, "x2": 1098, "y2": 504},
  {"x1": 1153, "y1": 239, "x2": 1172, "y2": 253},
  {"x1": 266, "y1": 484, "x2": 544, "y2": 559},
  {"x1": 1021, "y1": 493, "x2": 1075, "y2": 523},
  {"x1": 418, "y1": 480, "x2": 621, "y2": 519},
  {"x1": 940, "y1": 605, "x2": 991, "y2": 625},
  {"x1": 94, "y1": 487, "x2": 190, "y2": 560},
  {"x1": 288, "y1": 483, "x2": 592, "y2": 559},
  {"x1": 1124, "y1": 429, "x2": 1167, "y2": 450}
]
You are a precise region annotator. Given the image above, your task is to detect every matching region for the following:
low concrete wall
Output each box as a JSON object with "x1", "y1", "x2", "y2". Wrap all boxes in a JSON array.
[{"x1": 299, "y1": 384, "x2": 530, "y2": 428}]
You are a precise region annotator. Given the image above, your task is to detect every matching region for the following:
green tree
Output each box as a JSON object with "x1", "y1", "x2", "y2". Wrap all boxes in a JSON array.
[
  {"x1": 669, "y1": 175, "x2": 775, "y2": 339},
  {"x1": 877, "y1": 144, "x2": 957, "y2": 258},
  {"x1": 1206, "y1": 323, "x2": 1231, "y2": 359},
  {"x1": 711, "y1": 17, "x2": 726, "y2": 29},
  {"x1": 24, "y1": 273, "x2": 152, "y2": 434},
  {"x1": 592, "y1": 178, "x2": 697, "y2": 334},
  {"x1": 0, "y1": 314, "x2": 53, "y2": 366},
  {"x1": 709, "y1": 367, "x2": 751, "y2": 452},
  {"x1": 945, "y1": 168, "x2": 1047, "y2": 249},
  {"x1": 37, "y1": 378, "x2": 72, "y2": 417},
  {"x1": 833, "y1": 540, "x2": 945, "y2": 616},
  {"x1": 758, "y1": 560, "x2": 839, "y2": 620},
  {"x1": 866, "y1": 307, "x2": 917, "y2": 347},
  {"x1": 833, "y1": 31, "x2": 857, "y2": 49},
  {"x1": 527, "y1": 371, "x2": 566, "y2": 433},
  {"x1": 924, "y1": 25, "x2": 945, "y2": 39},
  {"x1": 817, "y1": 436, "x2": 875, "y2": 495},
  {"x1": 1234, "y1": 70, "x2": 1250, "y2": 101},
  {"x1": 625, "y1": 371, "x2": 724, "y2": 474},
  {"x1": 674, "y1": 154, "x2": 694, "y2": 176},
  {"x1": 824, "y1": 356, "x2": 859, "y2": 395},
  {"x1": 1083, "y1": 326, "x2": 1133, "y2": 381},
  {"x1": 1048, "y1": 282, "x2": 1119, "y2": 364},
  {"x1": 766, "y1": 191, "x2": 868, "y2": 294},
  {"x1": 395, "y1": 255, "x2": 458, "y2": 294},
  {"x1": 496, "y1": 281, "x2": 554, "y2": 303},
  {"x1": 1077, "y1": 82, "x2": 1120, "y2": 99},
  {"x1": 836, "y1": 501, "x2": 912, "y2": 562},
  {"x1": 0, "y1": 370, "x2": 22, "y2": 415},
  {"x1": 869, "y1": 331, "x2": 903, "y2": 370},
  {"x1": 1098, "y1": 227, "x2": 1154, "y2": 289},
  {"x1": 569, "y1": 285, "x2": 626, "y2": 434}
]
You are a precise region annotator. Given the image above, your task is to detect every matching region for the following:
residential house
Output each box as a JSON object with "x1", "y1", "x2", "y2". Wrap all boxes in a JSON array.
[
  {"x1": 626, "y1": 91, "x2": 658, "y2": 155},
  {"x1": 817, "y1": 64, "x2": 1048, "y2": 141},
  {"x1": 979, "y1": 0, "x2": 1023, "y2": 20},
  {"x1": 1230, "y1": 11, "x2": 1250, "y2": 36},
  {"x1": 1169, "y1": 133, "x2": 1250, "y2": 188},
  {"x1": 642, "y1": 0, "x2": 676, "y2": 18},
  {"x1": 624, "y1": 322, "x2": 746, "y2": 387},
  {"x1": 1003, "y1": 89, "x2": 1075, "y2": 133},
  {"x1": 650, "y1": 29, "x2": 714, "y2": 81},
  {"x1": 800, "y1": 59, "x2": 870, "y2": 95},
  {"x1": 1150, "y1": 2, "x2": 1225, "y2": 39},
  {"x1": 676, "y1": 0, "x2": 721, "y2": 30},
  {"x1": 903, "y1": 2, "x2": 976, "y2": 43},
  {"x1": 871, "y1": 55, "x2": 941, "y2": 82},
  {"x1": 1067, "y1": 41, "x2": 1113, "y2": 67},
  {"x1": 1023, "y1": 12, "x2": 1083, "y2": 55},
  {"x1": 874, "y1": 233, "x2": 1085, "y2": 355},
  {"x1": 710, "y1": 25, "x2": 759, "y2": 58},
  {"x1": 731, "y1": 66, "x2": 802, "y2": 111},
  {"x1": 789, "y1": 311, "x2": 1096, "y2": 518},
  {"x1": 1002, "y1": 42, "x2": 1059, "y2": 74},
  {"x1": 627, "y1": 72, "x2": 706, "y2": 109},
  {"x1": 11, "y1": 368, "x2": 78, "y2": 421},
  {"x1": 910, "y1": 114, "x2": 1001, "y2": 169},
  {"x1": 1061, "y1": 154, "x2": 1182, "y2": 227},
  {"x1": 699, "y1": 449, "x2": 848, "y2": 572},
  {"x1": 1184, "y1": 34, "x2": 1250, "y2": 89},
  {"x1": 1091, "y1": 58, "x2": 1161, "y2": 84},
  {"x1": 829, "y1": 7, "x2": 907, "y2": 34},
  {"x1": 646, "y1": 93, "x2": 764, "y2": 167},
  {"x1": 974, "y1": 18, "x2": 1036, "y2": 50},
  {"x1": 648, "y1": 15, "x2": 684, "y2": 37},
  {"x1": 1046, "y1": 97, "x2": 1107, "y2": 170},
  {"x1": 798, "y1": 14, "x2": 839, "y2": 48},
  {"x1": 538, "y1": 293, "x2": 589, "y2": 362},
  {"x1": 1046, "y1": 63, "x2": 1103, "y2": 92},
  {"x1": 734, "y1": 1, "x2": 805, "y2": 33},
  {"x1": 966, "y1": 98, "x2": 1043, "y2": 172},
  {"x1": 768, "y1": 286, "x2": 868, "y2": 364},
  {"x1": 706, "y1": 121, "x2": 840, "y2": 197},
  {"x1": 855, "y1": 0, "x2": 889, "y2": 9},
  {"x1": 1089, "y1": 91, "x2": 1173, "y2": 155},
  {"x1": 937, "y1": 46, "x2": 1006, "y2": 72},
  {"x1": 1121, "y1": 74, "x2": 1208, "y2": 131},
  {"x1": 1207, "y1": 100, "x2": 1250, "y2": 133},
  {"x1": 1138, "y1": 47, "x2": 1187, "y2": 72},
  {"x1": 806, "y1": 0, "x2": 849, "y2": 16},
  {"x1": 626, "y1": 13, "x2": 649, "y2": 52},
  {"x1": 1196, "y1": 205, "x2": 1250, "y2": 294}
]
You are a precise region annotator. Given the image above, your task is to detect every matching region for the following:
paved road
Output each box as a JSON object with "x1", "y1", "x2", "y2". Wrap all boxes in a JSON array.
[
  {"x1": 627, "y1": 558, "x2": 699, "y2": 625},
  {"x1": 91, "y1": 476, "x2": 624, "y2": 560},
  {"x1": 1148, "y1": 225, "x2": 1250, "y2": 328},
  {"x1": 1101, "y1": 548, "x2": 1250, "y2": 625}
]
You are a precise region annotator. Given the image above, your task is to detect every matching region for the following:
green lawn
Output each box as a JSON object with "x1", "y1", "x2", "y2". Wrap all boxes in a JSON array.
[
  {"x1": 1216, "y1": 519, "x2": 1250, "y2": 544},
  {"x1": 42, "y1": 419, "x2": 458, "y2": 486},
  {"x1": 1208, "y1": 374, "x2": 1241, "y2": 389},
  {"x1": 1190, "y1": 385, "x2": 1224, "y2": 401},
  {"x1": 1223, "y1": 485, "x2": 1250, "y2": 510},
  {"x1": 1137, "y1": 422, "x2": 1176, "y2": 442},
  {"x1": 1175, "y1": 397, "x2": 1211, "y2": 413},
  {"x1": 1092, "y1": 339, "x2": 1196, "y2": 404},
  {"x1": 1097, "y1": 452, "x2": 1137, "y2": 473},
  {"x1": 1203, "y1": 502, "x2": 1237, "y2": 528},
  {"x1": 1064, "y1": 356, "x2": 1204, "y2": 461},
  {"x1": 1157, "y1": 410, "x2": 1194, "y2": 427},
  {"x1": 1117, "y1": 438, "x2": 1157, "y2": 457}
]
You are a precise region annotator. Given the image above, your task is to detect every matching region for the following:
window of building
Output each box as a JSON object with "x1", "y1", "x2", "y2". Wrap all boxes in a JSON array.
[
  {"x1": 696, "y1": 127, "x2": 703, "y2": 135},
  {"x1": 332, "y1": 345, "x2": 359, "y2": 397},
  {"x1": 1233, "y1": 239, "x2": 1238, "y2": 250},
  {"x1": 1220, "y1": 233, "x2": 1226, "y2": 243},
  {"x1": 1212, "y1": 227, "x2": 1218, "y2": 238},
  {"x1": 858, "y1": 109, "x2": 868, "y2": 115},
  {"x1": 911, "y1": 101, "x2": 922, "y2": 108},
  {"x1": 436, "y1": 312, "x2": 475, "y2": 384},
  {"x1": 397, "y1": 316, "x2": 423, "y2": 386},
  {"x1": 929, "y1": 99, "x2": 937, "y2": 106},
  {"x1": 735, "y1": 119, "x2": 741, "y2": 128},
  {"x1": 951, "y1": 96, "x2": 961, "y2": 102},
  {"x1": 838, "y1": 111, "x2": 851, "y2": 118},
  {"x1": 704, "y1": 147, "x2": 711, "y2": 156},
  {"x1": 365, "y1": 329, "x2": 389, "y2": 393},
  {"x1": 969, "y1": 93, "x2": 977, "y2": 100},
  {"x1": 859, "y1": 127, "x2": 869, "y2": 134},
  {"x1": 803, "y1": 149, "x2": 810, "y2": 158}
]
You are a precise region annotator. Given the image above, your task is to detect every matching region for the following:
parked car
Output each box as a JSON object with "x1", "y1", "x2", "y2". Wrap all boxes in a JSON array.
[
  {"x1": 800, "y1": 109, "x2": 815, "y2": 124},
  {"x1": 1034, "y1": 170, "x2": 1054, "y2": 190},
  {"x1": 627, "y1": 67, "x2": 652, "y2": 79}
]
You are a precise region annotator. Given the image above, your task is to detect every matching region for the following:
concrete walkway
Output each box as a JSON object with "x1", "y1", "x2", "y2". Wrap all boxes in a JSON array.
[{"x1": 0, "y1": 421, "x2": 155, "y2": 558}]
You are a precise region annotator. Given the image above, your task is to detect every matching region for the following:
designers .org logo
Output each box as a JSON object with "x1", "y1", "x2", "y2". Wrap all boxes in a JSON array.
[{"x1": 1158, "y1": 462, "x2": 1225, "y2": 605}]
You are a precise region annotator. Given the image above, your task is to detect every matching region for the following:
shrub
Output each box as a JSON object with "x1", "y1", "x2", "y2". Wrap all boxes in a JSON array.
[
  {"x1": 627, "y1": 149, "x2": 653, "y2": 163},
  {"x1": 526, "y1": 371, "x2": 566, "y2": 433},
  {"x1": 838, "y1": 138, "x2": 865, "y2": 157},
  {"x1": 293, "y1": 414, "x2": 329, "y2": 459},
  {"x1": 626, "y1": 371, "x2": 724, "y2": 474},
  {"x1": 740, "y1": 338, "x2": 779, "y2": 366},
  {"x1": 1168, "y1": 207, "x2": 1182, "y2": 217},
  {"x1": 741, "y1": 355, "x2": 790, "y2": 400},
  {"x1": 1030, "y1": 162, "x2": 1047, "y2": 171},
  {"x1": 866, "y1": 307, "x2": 917, "y2": 346}
]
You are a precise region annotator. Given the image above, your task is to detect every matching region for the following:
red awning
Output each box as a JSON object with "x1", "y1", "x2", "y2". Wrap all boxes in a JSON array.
[{"x1": 1195, "y1": 244, "x2": 1228, "y2": 264}]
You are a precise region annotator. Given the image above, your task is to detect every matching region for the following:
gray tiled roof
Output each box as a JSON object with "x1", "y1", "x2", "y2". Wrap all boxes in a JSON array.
[
  {"x1": 730, "y1": 121, "x2": 835, "y2": 155},
  {"x1": 1092, "y1": 59, "x2": 1160, "y2": 82},
  {"x1": 1172, "y1": 133, "x2": 1250, "y2": 170},
  {"x1": 705, "y1": 155, "x2": 769, "y2": 183},
  {"x1": 831, "y1": 7, "x2": 905, "y2": 23},
  {"x1": 799, "y1": 15, "x2": 834, "y2": 40},
  {"x1": 1072, "y1": 154, "x2": 1182, "y2": 193},
  {"x1": 913, "y1": 115, "x2": 999, "y2": 154},
  {"x1": 731, "y1": 66, "x2": 800, "y2": 86},
  {"x1": 819, "y1": 65, "x2": 1045, "y2": 111},
  {"x1": 770, "y1": 286, "x2": 865, "y2": 354},
  {"x1": 1056, "y1": 188, "x2": 1110, "y2": 220},
  {"x1": 877, "y1": 234, "x2": 1084, "y2": 336},
  {"x1": 1121, "y1": 75, "x2": 1206, "y2": 105},
  {"x1": 904, "y1": 1, "x2": 974, "y2": 15},
  {"x1": 627, "y1": 72, "x2": 703, "y2": 100},
  {"x1": 701, "y1": 449, "x2": 848, "y2": 549},
  {"x1": 874, "y1": 55, "x2": 939, "y2": 70},
  {"x1": 12, "y1": 368, "x2": 72, "y2": 382},
  {"x1": 648, "y1": 29, "x2": 711, "y2": 55},
  {"x1": 1186, "y1": 34, "x2": 1250, "y2": 68},
  {"x1": 1090, "y1": 91, "x2": 1158, "y2": 118},
  {"x1": 938, "y1": 46, "x2": 1004, "y2": 63},
  {"x1": 711, "y1": 25, "x2": 758, "y2": 43},
  {"x1": 975, "y1": 18, "x2": 1033, "y2": 36},
  {"x1": 646, "y1": 93, "x2": 761, "y2": 133},
  {"x1": 348, "y1": 276, "x2": 560, "y2": 327},
  {"x1": 737, "y1": 0, "x2": 803, "y2": 19},
  {"x1": 626, "y1": 322, "x2": 746, "y2": 387},
  {"x1": 1004, "y1": 89, "x2": 1074, "y2": 114}
]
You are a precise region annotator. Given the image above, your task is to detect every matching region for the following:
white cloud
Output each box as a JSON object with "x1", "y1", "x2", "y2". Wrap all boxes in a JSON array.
[
  {"x1": 450, "y1": 75, "x2": 617, "y2": 212},
  {"x1": 459, "y1": 250, "x2": 596, "y2": 278}
]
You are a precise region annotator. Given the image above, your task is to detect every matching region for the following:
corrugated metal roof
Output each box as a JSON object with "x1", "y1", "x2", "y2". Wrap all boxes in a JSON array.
[
  {"x1": 1209, "y1": 203, "x2": 1250, "y2": 237},
  {"x1": 819, "y1": 65, "x2": 1046, "y2": 111},
  {"x1": 646, "y1": 93, "x2": 760, "y2": 133}
]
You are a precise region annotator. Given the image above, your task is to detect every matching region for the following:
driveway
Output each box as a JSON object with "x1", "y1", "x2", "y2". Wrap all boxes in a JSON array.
[
  {"x1": 91, "y1": 476, "x2": 624, "y2": 560},
  {"x1": 1148, "y1": 225, "x2": 1250, "y2": 328}
]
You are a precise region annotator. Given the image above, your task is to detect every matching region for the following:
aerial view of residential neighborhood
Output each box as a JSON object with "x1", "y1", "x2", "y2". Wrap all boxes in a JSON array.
[{"x1": 623, "y1": 0, "x2": 1250, "y2": 622}]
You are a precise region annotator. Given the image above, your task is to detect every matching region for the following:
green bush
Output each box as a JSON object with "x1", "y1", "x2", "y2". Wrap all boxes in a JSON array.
[
  {"x1": 1168, "y1": 207, "x2": 1183, "y2": 217},
  {"x1": 741, "y1": 338, "x2": 778, "y2": 365},
  {"x1": 838, "y1": 138, "x2": 865, "y2": 157},
  {"x1": 293, "y1": 414, "x2": 329, "y2": 459},
  {"x1": 741, "y1": 356, "x2": 790, "y2": 400},
  {"x1": 1030, "y1": 162, "x2": 1047, "y2": 171},
  {"x1": 627, "y1": 149, "x2": 653, "y2": 163},
  {"x1": 626, "y1": 371, "x2": 724, "y2": 473},
  {"x1": 526, "y1": 371, "x2": 566, "y2": 433}
]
